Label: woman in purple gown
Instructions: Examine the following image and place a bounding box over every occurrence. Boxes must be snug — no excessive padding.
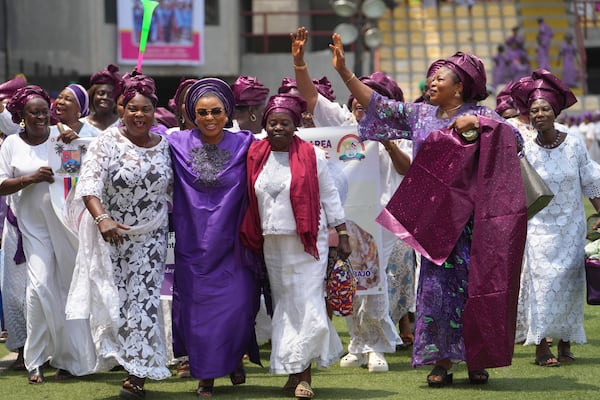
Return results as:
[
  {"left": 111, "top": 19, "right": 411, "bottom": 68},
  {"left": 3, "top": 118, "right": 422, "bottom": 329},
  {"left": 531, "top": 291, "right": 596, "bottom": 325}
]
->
[
  {"left": 166, "top": 78, "right": 261, "bottom": 398},
  {"left": 558, "top": 33, "right": 579, "bottom": 87},
  {"left": 330, "top": 34, "right": 527, "bottom": 387}
]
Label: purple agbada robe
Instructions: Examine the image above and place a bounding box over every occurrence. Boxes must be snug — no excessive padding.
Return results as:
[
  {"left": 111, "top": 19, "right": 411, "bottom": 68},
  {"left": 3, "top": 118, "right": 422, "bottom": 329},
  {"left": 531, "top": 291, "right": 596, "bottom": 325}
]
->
[
  {"left": 359, "top": 93, "right": 526, "bottom": 370},
  {"left": 166, "top": 128, "right": 261, "bottom": 379}
]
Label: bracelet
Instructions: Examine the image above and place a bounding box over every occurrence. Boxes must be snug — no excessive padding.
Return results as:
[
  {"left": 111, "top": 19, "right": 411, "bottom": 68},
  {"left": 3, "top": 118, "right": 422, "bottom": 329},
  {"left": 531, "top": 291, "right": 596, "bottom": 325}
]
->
[
  {"left": 337, "top": 230, "right": 349, "bottom": 236},
  {"left": 19, "top": 176, "right": 24, "bottom": 189},
  {"left": 293, "top": 63, "right": 307, "bottom": 70},
  {"left": 344, "top": 73, "right": 356, "bottom": 85},
  {"left": 93, "top": 213, "right": 110, "bottom": 225}
]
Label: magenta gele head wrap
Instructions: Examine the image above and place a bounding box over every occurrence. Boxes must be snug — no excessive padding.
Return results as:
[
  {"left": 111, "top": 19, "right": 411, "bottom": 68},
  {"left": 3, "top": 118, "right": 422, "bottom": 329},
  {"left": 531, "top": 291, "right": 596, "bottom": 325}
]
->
[
  {"left": 509, "top": 76, "right": 535, "bottom": 117},
  {"left": 89, "top": 63, "right": 123, "bottom": 98},
  {"left": 262, "top": 93, "right": 307, "bottom": 128},
  {"left": 6, "top": 85, "right": 51, "bottom": 124},
  {"left": 0, "top": 74, "right": 27, "bottom": 101},
  {"left": 426, "top": 59, "right": 445, "bottom": 79},
  {"left": 348, "top": 71, "right": 404, "bottom": 108},
  {"left": 120, "top": 71, "right": 158, "bottom": 108},
  {"left": 313, "top": 76, "right": 336, "bottom": 102},
  {"left": 169, "top": 78, "right": 198, "bottom": 112},
  {"left": 185, "top": 78, "right": 236, "bottom": 128},
  {"left": 526, "top": 69, "right": 577, "bottom": 116},
  {"left": 277, "top": 77, "right": 298, "bottom": 94},
  {"left": 231, "top": 76, "right": 270, "bottom": 107},
  {"left": 65, "top": 84, "right": 90, "bottom": 117},
  {"left": 442, "top": 51, "right": 488, "bottom": 103},
  {"left": 495, "top": 81, "right": 517, "bottom": 116}
]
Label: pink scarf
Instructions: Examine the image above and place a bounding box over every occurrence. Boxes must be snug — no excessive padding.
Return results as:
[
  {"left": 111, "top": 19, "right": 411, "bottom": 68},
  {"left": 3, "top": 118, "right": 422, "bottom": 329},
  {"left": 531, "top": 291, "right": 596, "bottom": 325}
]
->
[{"left": 241, "top": 135, "right": 321, "bottom": 259}]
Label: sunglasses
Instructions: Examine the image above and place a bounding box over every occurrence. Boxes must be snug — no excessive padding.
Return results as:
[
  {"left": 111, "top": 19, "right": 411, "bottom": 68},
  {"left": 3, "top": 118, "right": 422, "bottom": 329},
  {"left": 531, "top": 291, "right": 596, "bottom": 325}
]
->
[{"left": 197, "top": 107, "right": 223, "bottom": 117}]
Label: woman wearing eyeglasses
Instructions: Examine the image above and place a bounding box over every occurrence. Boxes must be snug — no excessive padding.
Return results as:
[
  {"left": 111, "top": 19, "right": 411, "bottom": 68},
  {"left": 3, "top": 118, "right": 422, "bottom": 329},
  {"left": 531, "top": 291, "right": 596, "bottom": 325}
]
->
[{"left": 166, "top": 78, "right": 262, "bottom": 398}]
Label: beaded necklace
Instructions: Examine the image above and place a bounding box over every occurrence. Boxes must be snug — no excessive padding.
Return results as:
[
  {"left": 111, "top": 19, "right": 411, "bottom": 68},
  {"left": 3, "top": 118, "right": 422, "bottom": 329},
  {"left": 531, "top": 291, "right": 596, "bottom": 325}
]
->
[{"left": 535, "top": 130, "right": 562, "bottom": 149}]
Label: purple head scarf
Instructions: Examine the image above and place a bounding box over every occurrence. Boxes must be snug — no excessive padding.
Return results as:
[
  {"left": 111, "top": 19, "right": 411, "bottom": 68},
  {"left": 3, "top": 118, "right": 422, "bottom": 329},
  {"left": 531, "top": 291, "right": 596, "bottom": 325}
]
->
[
  {"left": 513, "top": 69, "right": 576, "bottom": 116},
  {"left": 262, "top": 93, "right": 307, "bottom": 128},
  {"left": 185, "top": 78, "right": 236, "bottom": 129},
  {"left": 426, "top": 59, "right": 445, "bottom": 79},
  {"left": 348, "top": 71, "right": 404, "bottom": 108},
  {"left": 442, "top": 51, "right": 488, "bottom": 103},
  {"left": 65, "top": 84, "right": 90, "bottom": 117},
  {"left": 495, "top": 81, "right": 517, "bottom": 116},
  {"left": 169, "top": 78, "right": 197, "bottom": 113},
  {"left": 6, "top": 85, "right": 51, "bottom": 124},
  {"left": 231, "top": 76, "right": 270, "bottom": 107},
  {"left": 0, "top": 75, "right": 27, "bottom": 102},
  {"left": 89, "top": 64, "right": 123, "bottom": 98},
  {"left": 313, "top": 76, "right": 336, "bottom": 102},
  {"left": 121, "top": 71, "right": 158, "bottom": 108}
]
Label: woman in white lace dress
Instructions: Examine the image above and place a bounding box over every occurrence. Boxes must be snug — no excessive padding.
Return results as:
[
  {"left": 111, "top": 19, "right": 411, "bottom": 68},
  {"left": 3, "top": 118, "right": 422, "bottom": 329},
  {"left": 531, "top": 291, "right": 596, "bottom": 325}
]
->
[
  {"left": 514, "top": 69, "right": 600, "bottom": 367},
  {"left": 74, "top": 72, "right": 172, "bottom": 399}
]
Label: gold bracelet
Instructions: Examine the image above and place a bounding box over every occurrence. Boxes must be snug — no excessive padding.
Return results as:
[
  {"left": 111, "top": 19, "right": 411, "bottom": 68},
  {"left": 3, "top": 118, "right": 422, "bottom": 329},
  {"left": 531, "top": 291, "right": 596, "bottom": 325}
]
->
[
  {"left": 344, "top": 73, "right": 356, "bottom": 85},
  {"left": 19, "top": 176, "right": 24, "bottom": 189},
  {"left": 337, "top": 230, "right": 349, "bottom": 236},
  {"left": 293, "top": 64, "right": 307, "bottom": 70}
]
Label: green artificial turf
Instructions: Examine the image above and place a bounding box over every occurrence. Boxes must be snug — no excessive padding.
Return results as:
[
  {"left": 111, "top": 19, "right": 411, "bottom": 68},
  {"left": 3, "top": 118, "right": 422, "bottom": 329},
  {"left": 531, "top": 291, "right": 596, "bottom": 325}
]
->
[
  {"left": 2, "top": 308, "right": 600, "bottom": 400},
  {"left": 1, "top": 200, "right": 598, "bottom": 399}
]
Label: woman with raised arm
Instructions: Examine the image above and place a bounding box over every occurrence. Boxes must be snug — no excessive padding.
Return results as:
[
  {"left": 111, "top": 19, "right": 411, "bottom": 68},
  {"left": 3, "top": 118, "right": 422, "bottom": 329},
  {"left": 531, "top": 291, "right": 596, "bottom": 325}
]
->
[{"left": 330, "top": 33, "right": 528, "bottom": 387}]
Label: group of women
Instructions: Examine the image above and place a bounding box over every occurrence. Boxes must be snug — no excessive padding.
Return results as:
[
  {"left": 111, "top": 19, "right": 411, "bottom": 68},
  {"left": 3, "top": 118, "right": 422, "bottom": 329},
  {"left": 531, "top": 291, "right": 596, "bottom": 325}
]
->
[{"left": 0, "top": 24, "right": 597, "bottom": 400}]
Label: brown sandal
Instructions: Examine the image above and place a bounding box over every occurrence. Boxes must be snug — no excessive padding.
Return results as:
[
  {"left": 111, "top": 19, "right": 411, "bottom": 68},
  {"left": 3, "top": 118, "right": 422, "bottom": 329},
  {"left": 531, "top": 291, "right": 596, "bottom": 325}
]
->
[{"left": 120, "top": 376, "right": 146, "bottom": 399}]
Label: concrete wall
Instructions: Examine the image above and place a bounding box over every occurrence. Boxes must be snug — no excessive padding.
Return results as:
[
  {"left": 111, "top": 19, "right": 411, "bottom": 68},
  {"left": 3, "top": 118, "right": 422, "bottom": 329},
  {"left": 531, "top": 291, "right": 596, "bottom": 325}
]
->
[{"left": 4, "top": 1, "right": 241, "bottom": 79}]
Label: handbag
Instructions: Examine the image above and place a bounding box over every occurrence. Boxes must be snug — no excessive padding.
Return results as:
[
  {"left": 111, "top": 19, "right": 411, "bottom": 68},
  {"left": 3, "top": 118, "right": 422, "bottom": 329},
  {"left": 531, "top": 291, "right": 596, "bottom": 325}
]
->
[
  {"left": 326, "top": 258, "right": 356, "bottom": 317},
  {"left": 519, "top": 155, "right": 554, "bottom": 219},
  {"left": 585, "top": 258, "right": 600, "bottom": 305}
]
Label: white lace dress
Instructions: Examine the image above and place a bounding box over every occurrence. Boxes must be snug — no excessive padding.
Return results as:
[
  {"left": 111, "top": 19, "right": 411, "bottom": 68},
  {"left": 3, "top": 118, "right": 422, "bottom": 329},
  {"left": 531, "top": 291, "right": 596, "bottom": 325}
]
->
[
  {"left": 74, "top": 127, "right": 172, "bottom": 379},
  {"left": 521, "top": 133, "right": 600, "bottom": 345}
]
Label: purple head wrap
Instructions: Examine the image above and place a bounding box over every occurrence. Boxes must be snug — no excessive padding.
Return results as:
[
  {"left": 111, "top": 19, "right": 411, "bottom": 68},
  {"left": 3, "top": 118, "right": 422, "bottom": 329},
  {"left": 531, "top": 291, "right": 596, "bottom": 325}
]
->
[
  {"left": 426, "top": 59, "right": 445, "bottom": 79},
  {"left": 277, "top": 77, "right": 298, "bottom": 94},
  {"left": 169, "top": 78, "right": 197, "bottom": 113},
  {"left": 513, "top": 69, "right": 577, "bottom": 116},
  {"left": 6, "top": 85, "right": 51, "bottom": 124},
  {"left": 313, "top": 76, "right": 336, "bottom": 102},
  {"left": 121, "top": 71, "right": 158, "bottom": 108},
  {"left": 495, "top": 81, "right": 518, "bottom": 116},
  {"left": 262, "top": 93, "right": 307, "bottom": 128},
  {"left": 348, "top": 71, "right": 404, "bottom": 108},
  {"left": 442, "top": 51, "right": 488, "bottom": 103},
  {"left": 89, "top": 64, "right": 123, "bottom": 98},
  {"left": 65, "top": 84, "right": 90, "bottom": 117},
  {"left": 231, "top": 76, "right": 270, "bottom": 107},
  {"left": 185, "top": 78, "right": 236, "bottom": 129},
  {"left": 0, "top": 74, "right": 27, "bottom": 101}
]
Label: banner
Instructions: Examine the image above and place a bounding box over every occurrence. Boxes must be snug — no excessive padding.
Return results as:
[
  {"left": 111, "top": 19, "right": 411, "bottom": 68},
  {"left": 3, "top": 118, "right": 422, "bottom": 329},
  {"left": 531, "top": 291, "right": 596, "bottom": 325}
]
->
[
  {"left": 47, "top": 134, "right": 96, "bottom": 242},
  {"left": 118, "top": 0, "right": 205, "bottom": 66},
  {"left": 297, "top": 126, "right": 384, "bottom": 295}
]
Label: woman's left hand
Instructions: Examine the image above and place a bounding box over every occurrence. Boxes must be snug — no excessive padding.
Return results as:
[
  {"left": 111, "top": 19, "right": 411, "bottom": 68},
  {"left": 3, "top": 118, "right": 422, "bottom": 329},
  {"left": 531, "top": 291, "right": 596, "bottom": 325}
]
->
[{"left": 337, "top": 235, "right": 351, "bottom": 261}]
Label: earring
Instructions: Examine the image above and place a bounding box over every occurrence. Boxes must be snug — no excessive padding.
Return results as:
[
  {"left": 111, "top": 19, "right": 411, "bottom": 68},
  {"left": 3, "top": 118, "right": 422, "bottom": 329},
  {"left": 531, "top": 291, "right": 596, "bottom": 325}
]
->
[
  {"left": 179, "top": 116, "right": 185, "bottom": 125},
  {"left": 19, "top": 119, "right": 25, "bottom": 128},
  {"left": 77, "top": 112, "right": 81, "bottom": 118},
  {"left": 454, "top": 91, "right": 461, "bottom": 98},
  {"left": 249, "top": 112, "right": 257, "bottom": 122}
]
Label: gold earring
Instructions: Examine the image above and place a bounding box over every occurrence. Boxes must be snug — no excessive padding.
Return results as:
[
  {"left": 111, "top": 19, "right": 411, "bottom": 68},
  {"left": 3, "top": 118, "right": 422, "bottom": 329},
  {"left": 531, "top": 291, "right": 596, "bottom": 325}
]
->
[
  {"left": 77, "top": 112, "right": 81, "bottom": 118},
  {"left": 19, "top": 119, "right": 25, "bottom": 128},
  {"left": 455, "top": 92, "right": 461, "bottom": 98},
  {"left": 249, "top": 112, "right": 257, "bottom": 122}
]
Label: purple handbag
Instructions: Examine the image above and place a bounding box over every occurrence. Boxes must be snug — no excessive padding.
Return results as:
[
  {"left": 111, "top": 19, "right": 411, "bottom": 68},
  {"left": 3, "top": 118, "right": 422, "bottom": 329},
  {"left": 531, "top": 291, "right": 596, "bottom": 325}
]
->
[{"left": 585, "top": 258, "right": 600, "bottom": 305}]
